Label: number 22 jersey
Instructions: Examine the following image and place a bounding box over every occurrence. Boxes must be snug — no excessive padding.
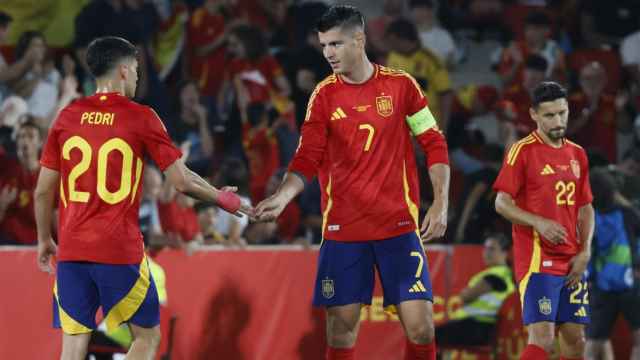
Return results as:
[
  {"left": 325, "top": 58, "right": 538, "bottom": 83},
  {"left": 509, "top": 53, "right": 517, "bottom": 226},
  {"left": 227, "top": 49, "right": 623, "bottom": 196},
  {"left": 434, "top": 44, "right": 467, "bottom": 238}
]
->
[
  {"left": 493, "top": 131, "right": 593, "bottom": 281},
  {"left": 40, "top": 93, "right": 182, "bottom": 264}
]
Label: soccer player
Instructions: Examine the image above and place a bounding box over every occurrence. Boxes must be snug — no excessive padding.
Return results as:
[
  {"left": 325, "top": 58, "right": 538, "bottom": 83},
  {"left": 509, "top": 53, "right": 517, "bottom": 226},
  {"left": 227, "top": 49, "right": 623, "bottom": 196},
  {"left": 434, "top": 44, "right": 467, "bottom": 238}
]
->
[
  {"left": 493, "top": 81, "right": 595, "bottom": 360},
  {"left": 255, "top": 5, "right": 450, "bottom": 360},
  {"left": 34, "top": 36, "right": 250, "bottom": 360}
]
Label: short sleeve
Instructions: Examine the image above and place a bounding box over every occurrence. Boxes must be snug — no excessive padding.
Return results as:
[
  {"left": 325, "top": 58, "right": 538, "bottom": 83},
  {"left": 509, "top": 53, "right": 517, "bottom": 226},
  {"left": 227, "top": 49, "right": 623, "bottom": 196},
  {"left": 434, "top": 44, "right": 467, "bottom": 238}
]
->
[
  {"left": 40, "top": 122, "right": 61, "bottom": 170},
  {"left": 492, "top": 143, "right": 526, "bottom": 198},
  {"left": 141, "top": 108, "right": 182, "bottom": 171},
  {"left": 577, "top": 150, "right": 593, "bottom": 207},
  {"left": 403, "top": 73, "right": 429, "bottom": 117}
]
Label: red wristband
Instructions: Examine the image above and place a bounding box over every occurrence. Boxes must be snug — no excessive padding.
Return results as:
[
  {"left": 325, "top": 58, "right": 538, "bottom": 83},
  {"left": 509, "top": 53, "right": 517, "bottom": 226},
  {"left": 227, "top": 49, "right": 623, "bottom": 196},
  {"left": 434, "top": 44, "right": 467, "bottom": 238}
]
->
[{"left": 217, "top": 191, "right": 241, "bottom": 213}]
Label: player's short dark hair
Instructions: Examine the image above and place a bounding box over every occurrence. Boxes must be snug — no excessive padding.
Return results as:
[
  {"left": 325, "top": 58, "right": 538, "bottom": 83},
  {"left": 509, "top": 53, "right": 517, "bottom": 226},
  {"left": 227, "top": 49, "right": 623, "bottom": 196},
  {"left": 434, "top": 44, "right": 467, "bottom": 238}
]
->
[
  {"left": 590, "top": 166, "right": 617, "bottom": 210},
  {"left": 316, "top": 5, "right": 365, "bottom": 33},
  {"left": 531, "top": 81, "right": 566, "bottom": 108},
  {"left": 409, "top": 0, "right": 434, "bottom": 9},
  {"left": 15, "top": 31, "right": 44, "bottom": 60},
  {"left": 486, "top": 233, "right": 511, "bottom": 251},
  {"left": 0, "top": 11, "right": 12, "bottom": 27},
  {"left": 86, "top": 36, "right": 138, "bottom": 78},
  {"left": 386, "top": 18, "right": 420, "bottom": 43},
  {"left": 524, "top": 54, "right": 548, "bottom": 73},
  {"left": 525, "top": 11, "right": 551, "bottom": 27}
]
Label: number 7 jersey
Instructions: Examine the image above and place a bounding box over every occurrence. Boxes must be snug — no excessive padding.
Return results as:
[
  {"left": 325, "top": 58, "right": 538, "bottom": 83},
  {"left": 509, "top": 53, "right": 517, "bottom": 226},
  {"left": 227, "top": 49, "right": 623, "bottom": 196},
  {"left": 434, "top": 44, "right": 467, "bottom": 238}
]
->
[
  {"left": 40, "top": 93, "right": 182, "bottom": 264},
  {"left": 492, "top": 131, "right": 593, "bottom": 281},
  {"left": 289, "top": 65, "right": 446, "bottom": 241}
]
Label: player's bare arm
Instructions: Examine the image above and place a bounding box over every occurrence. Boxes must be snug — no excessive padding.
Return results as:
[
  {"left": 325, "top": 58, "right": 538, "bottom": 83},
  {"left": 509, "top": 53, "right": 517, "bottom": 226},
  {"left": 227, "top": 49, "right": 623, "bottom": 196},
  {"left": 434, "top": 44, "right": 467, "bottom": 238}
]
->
[
  {"left": 566, "top": 203, "right": 594, "bottom": 288},
  {"left": 255, "top": 172, "right": 305, "bottom": 222},
  {"left": 164, "top": 158, "right": 253, "bottom": 217},
  {"left": 421, "top": 163, "right": 449, "bottom": 242},
  {"left": 495, "top": 191, "right": 567, "bottom": 244},
  {"left": 34, "top": 166, "right": 59, "bottom": 273}
]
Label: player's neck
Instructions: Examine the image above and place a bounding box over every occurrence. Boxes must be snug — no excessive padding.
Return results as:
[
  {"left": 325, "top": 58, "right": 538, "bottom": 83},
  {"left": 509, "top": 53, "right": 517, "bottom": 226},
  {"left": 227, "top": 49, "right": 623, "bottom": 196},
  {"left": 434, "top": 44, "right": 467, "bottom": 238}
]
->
[
  {"left": 535, "top": 129, "right": 563, "bottom": 148},
  {"left": 95, "top": 80, "right": 126, "bottom": 97},
  {"left": 340, "top": 57, "right": 374, "bottom": 84}
]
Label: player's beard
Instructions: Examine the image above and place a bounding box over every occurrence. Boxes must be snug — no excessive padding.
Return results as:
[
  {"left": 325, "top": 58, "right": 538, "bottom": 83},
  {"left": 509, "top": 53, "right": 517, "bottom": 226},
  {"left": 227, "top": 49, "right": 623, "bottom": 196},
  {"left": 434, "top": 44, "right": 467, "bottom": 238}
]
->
[{"left": 546, "top": 127, "right": 566, "bottom": 141}]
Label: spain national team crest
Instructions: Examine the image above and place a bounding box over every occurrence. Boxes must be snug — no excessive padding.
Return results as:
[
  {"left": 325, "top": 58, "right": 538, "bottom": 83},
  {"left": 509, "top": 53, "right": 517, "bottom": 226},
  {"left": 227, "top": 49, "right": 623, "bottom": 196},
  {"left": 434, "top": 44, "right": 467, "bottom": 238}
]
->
[
  {"left": 376, "top": 95, "right": 393, "bottom": 117},
  {"left": 570, "top": 160, "right": 581, "bottom": 179},
  {"left": 538, "top": 296, "right": 552, "bottom": 315},
  {"left": 322, "top": 278, "right": 335, "bottom": 299}
]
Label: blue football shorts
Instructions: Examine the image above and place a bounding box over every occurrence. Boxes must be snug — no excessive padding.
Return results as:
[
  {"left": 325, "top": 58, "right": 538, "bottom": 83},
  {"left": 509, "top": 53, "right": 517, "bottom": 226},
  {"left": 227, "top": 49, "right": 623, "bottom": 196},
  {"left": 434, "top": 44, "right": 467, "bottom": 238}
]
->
[
  {"left": 520, "top": 272, "right": 590, "bottom": 326},
  {"left": 313, "top": 231, "right": 433, "bottom": 310},
  {"left": 53, "top": 255, "right": 159, "bottom": 334}
]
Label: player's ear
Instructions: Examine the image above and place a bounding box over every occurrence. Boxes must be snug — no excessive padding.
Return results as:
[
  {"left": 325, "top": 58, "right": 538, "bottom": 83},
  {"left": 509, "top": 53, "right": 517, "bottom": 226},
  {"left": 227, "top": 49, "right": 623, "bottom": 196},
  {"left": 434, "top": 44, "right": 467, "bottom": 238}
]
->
[
  {"left": 118, "top": 63, "right": 127, "bottom": 81},
  {"left": 354, "top": 30, "right": 366, "bottom": 49},
  {"left": 528, "top": 107, "right": 537, "bottom": 121}
]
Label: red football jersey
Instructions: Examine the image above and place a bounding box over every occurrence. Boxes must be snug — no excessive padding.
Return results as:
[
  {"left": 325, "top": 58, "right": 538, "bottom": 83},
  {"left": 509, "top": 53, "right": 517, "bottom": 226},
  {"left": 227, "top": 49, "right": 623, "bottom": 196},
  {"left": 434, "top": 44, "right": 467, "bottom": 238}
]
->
[
  {"left": 242, "top": 123, "right": 280, "bottom": 202},
  {"left": 493, "top": 131, "right": 593, "bottom": 281},
  {"left": 0, "top": 156, "right": 38, "bottom": 245},
  {"left": 40, "top": 93, "right": 182, "bottom": 264},
  {"left": 289, "top": 65, "right": 444, "bottom": 241},
  {"left": 227, "top": 55, "right": 284, "bottom": 104}
]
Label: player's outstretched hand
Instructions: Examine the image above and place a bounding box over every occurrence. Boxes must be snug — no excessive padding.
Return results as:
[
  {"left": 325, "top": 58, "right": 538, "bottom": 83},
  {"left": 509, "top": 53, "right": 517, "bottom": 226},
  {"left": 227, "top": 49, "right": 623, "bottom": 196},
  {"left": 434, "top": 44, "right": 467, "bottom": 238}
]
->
[
  {"left": 566, "top": 251, "right": 590, "bottom": 288},
  {"left": 420, "top": 201, "right": 447, "bottom": 242},
  {"left": 254, "top": 194, "right": 287, "bottom": 222},
  {"left": 533, "top": 217, "right": 567, "bottom": 245},
  {"left": 37, "top": 237, "right": 57, "bottom": 274}
]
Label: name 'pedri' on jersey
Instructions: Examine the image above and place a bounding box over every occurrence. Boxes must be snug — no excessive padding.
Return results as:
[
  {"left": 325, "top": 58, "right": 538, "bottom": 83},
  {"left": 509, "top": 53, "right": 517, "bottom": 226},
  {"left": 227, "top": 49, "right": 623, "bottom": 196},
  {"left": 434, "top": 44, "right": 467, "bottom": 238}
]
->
[
  {"left": 40, "top": 93, "right": 182, "bottom": 264},
  {"left": 289, "top": 64, "right": 447, "bottom": 241}
]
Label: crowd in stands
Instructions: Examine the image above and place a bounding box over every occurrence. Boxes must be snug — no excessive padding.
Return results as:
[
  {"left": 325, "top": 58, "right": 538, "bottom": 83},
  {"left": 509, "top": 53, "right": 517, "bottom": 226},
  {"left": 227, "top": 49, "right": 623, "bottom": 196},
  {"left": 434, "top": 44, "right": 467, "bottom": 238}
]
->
[{"left": 0, "top": 0, "right": 639, "bottom": 252}]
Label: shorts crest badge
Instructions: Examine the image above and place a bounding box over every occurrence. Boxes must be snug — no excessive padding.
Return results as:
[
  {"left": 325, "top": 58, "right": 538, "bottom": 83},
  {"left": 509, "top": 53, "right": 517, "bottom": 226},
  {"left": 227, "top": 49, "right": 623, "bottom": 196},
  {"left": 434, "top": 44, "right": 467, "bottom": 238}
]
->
[
  {"left": 322, "top": 278, "right": 335, "bottom": 299},
  {"left": 538, "top": 296, "right": 552, "bottom": 315},
  {"left": 376, "top": 95, "right": 393, "bottom": 117}
]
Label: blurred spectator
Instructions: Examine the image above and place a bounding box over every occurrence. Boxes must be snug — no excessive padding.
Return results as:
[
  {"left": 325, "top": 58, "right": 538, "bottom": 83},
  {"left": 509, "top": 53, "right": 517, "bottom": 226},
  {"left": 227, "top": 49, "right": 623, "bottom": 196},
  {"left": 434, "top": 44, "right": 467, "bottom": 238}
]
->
[
  {"left": 151, "top": 0, "right": 189, "bottom": 81},
  {"left": 226, "top": 24, "right": 291, "bottom": 105},
  {"left": 579, "top": 0, "right": 640, "bottom": 46},
  {"left": 186, "top": 0, "right": 234, "bottom": 98},
  {"left": 0, "top": 12, "right": 36, "bottom": 104},
  {"left": 585, "top": 167, "right": 640, "bottom": 360},
  {"left": 262, "top": 0, "right": 293, "bottom": 49},
  {"left": 245, "top": 168, "right": 301, "bottom": 244},
  {"left": 410, "top": 0, "right": 458, "bottom": 68},
  {"left": 385, "top": 18, "right": 453, "bottom": 131},
  {"left": 609, "top": 148, "right": 640, "bottom": 209},
  {"left": 494, "top": 11, "right": 565, "bottom": 87},
  {"left": 568, "top": 62, "right": 632, "bottom": 163},
  {"left": 0, "top": 96, "right": 28, "bottom": 154},
  {"left": 0, "top": 120, "right": 42, "bottom": 245},
  {"left": 367, "top": 0, "right": 406, "bottom": 62},
  {"left": 436, "top": 234, "right": 515, "bottom": 347},
  {"left": 240, "top": 102, "right": 280, "bottom": 203},
  {"left": 211, "top": 158, "right": 252, "bottom": 247},
  {"left": 139, "top": 166, "right": 167, "bottom": 250},
  {"left": 290, "top": 29, "right": 331, "bottom": 126},
  {"left": 496, "top": 54, "right": 548, "bottom": 146},
  {"left": 11, "top": 31, "right": 61, "bottom": 124},
  {"left": 172, "top": 80, "right": 215, "bottom": 175},
  {"left": 453, "top": 144, "right": 504, "bottom": 243},
  {"left": 158, "top": 190, "right": 204, "bottom": 253},
  {"left": 196, "top": 202, "right": 226, "bottom": 244},
  {"left": 621, "top": 28, "right": 640, "bottom": 97}
]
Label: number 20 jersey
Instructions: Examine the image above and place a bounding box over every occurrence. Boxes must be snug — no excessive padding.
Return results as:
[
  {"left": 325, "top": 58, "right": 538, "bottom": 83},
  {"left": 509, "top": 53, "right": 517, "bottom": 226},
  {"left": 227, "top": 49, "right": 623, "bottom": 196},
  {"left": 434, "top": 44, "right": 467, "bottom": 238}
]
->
[
  {"left": 492, "top": 131, "right": 593, "bottom": 282},
  {"left": 40, "top": 93, "right": 182, "bottom": 264}
]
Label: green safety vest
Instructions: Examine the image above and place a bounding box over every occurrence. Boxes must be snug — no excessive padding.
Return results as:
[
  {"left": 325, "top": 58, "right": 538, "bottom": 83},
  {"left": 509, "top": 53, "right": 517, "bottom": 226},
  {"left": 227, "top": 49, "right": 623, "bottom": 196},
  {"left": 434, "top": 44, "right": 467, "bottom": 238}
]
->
[{"left": 450, "top": 265, "right": 515, "bottom": 323}]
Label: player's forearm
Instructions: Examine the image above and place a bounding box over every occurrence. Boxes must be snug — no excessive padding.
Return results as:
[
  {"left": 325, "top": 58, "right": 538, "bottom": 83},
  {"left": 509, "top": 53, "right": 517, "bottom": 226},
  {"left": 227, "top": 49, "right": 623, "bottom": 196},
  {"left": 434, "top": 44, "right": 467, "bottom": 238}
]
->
[
  {"left": 34, "top": 189, "right": 55, "bottom": 240},
  {"left": 577, "top": 204, "right": 595, "bottom": 255},
  {"left": 428, "top": 163, "right": 450, "bottom": 205},
  {"left": 276, "top": 172, "right": 305, "bottom": 204},
  {"left": 181, "top": 168, "right": 221, "bottom": 203},
  {"left": 495, "top": 192, "right": 542, "bottom": 227}
]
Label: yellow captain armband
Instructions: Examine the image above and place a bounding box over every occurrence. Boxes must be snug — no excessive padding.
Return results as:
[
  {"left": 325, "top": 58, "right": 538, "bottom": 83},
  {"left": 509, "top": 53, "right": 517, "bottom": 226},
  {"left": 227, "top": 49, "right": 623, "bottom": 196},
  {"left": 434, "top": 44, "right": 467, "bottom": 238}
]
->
[{"left": 406, "top": 106, "right": 437, "bottom": 136}]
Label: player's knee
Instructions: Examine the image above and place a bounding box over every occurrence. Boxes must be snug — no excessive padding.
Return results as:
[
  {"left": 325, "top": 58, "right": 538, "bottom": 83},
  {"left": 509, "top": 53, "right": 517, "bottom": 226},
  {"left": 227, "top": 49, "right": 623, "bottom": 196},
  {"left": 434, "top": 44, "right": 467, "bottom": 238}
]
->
[
  {"left": 405, "top": 321, "right": 435, "bottom": 344},
  {"left": 563, "top": 334, "right": 586, "bottom": 357},
  {"left": 529, "top": 331, "right": 555, "bottom": 352},
  {"left": 134, "top": 326, "right": 161, "bottom": 350}
]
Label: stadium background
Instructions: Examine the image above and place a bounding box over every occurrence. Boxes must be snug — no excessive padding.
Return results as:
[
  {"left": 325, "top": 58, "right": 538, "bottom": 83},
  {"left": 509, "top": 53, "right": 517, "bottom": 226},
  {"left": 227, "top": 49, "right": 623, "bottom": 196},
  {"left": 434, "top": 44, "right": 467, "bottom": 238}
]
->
[{"left": 0, "top": 0, "right": 638, "bottom": 359}]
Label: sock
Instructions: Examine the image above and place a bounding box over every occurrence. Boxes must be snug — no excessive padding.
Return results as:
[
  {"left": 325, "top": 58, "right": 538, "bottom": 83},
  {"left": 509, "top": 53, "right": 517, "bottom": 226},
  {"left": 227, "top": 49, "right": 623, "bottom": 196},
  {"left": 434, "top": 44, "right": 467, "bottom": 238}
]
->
[
  {"left": 405, "top": 339, "right": 436, "bottom": 360},
  {"left": 520, "top": 344, "right": 548, "bottom": 360},
  {"left": 326, "top": 346, "right": 355, "bottom": 360},
  {"left": 559, "top": 357, "right": 583, "bottom": 360}
]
